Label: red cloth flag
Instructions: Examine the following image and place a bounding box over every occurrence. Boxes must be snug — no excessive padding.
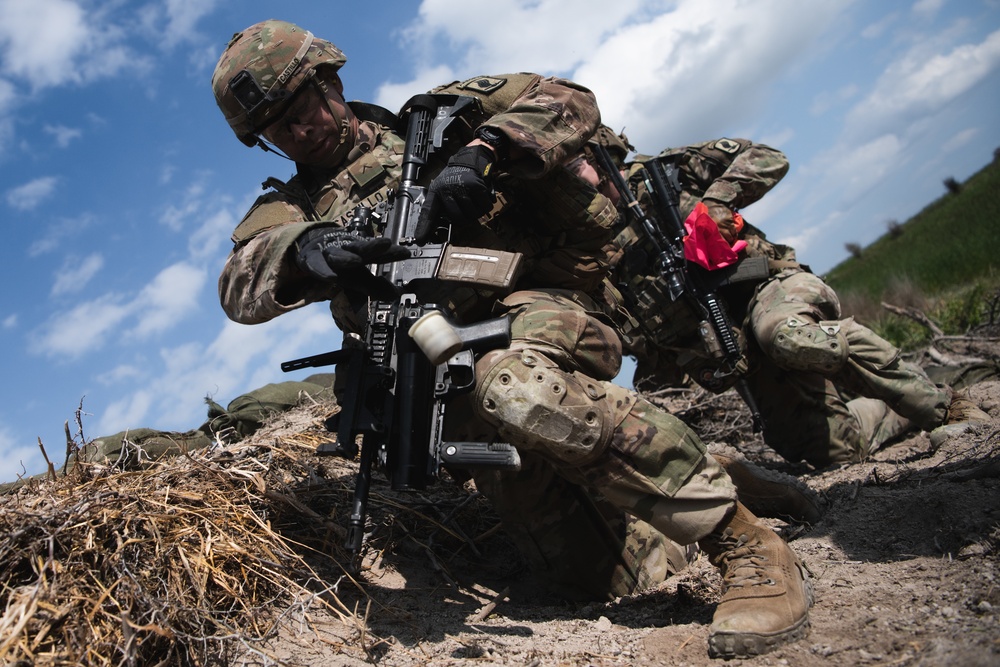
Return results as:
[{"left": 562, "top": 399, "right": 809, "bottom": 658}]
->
[{"left": 682, "top": 202, "right": 747, "bottom": 270}]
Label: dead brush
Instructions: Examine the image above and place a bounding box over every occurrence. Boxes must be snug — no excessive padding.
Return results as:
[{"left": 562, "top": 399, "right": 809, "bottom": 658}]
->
[
  {"left": 0, "top": 396, "right": 514, "bottom": 666},
  {"left": 0, "top": 401, "right": 371, "bottom": 666}
]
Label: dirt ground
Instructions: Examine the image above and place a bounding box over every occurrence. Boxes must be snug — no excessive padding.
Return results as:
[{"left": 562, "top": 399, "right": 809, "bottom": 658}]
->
[
  {"left": 1, "top": 341, "right": 998, "bottom": 666},
  {"left": 247, "top": 348, "right": 1000, "bottom": 666}
]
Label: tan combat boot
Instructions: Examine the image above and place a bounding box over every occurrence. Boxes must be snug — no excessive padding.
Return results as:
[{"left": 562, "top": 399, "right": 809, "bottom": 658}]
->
[
  {"left": 710, "top": 445, "right": 825, "bottom": 523},
  {"left": 699, "top": 502, "right": 813, "bottom": 659},
  {"left": 929, "top": 387, "right": 991, "bottom": 448}
]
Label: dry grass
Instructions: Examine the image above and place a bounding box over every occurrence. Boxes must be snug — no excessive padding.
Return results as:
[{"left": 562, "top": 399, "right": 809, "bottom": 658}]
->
[
  {"left": 0, "top": 395, "right": 518, "bottom": 666},
  {"left": 0, "top": 402, "right": 372, "bottom": 666}
]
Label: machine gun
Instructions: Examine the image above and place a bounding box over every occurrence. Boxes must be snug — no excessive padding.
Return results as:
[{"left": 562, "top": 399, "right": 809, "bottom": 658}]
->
[
  {"left": 282, "top": 94, "right": 522, "bottom": 567},
  {"left": 592, "top": 144, "right": 765, "bottom": 432}
]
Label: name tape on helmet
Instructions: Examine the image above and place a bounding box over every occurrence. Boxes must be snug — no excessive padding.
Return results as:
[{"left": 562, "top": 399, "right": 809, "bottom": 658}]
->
[{"left": 275, "top": 32, "right": 315, "bottom": 88}]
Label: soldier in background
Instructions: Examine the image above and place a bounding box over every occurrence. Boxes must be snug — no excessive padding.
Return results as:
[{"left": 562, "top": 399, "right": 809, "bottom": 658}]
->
[
  {"left": 583, "top": 128, "right": 990, "bottom": 469},
  {"left": 209, "top": 19, "right": 812, "bottom": 658}
]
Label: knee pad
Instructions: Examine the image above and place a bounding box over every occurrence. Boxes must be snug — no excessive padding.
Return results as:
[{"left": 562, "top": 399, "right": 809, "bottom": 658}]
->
[
  {"left": 768, "top": 317, "right": 848, "bottom": 373},
  {"left": 474, "top": 349, "right": 615, "bottom": 465}
]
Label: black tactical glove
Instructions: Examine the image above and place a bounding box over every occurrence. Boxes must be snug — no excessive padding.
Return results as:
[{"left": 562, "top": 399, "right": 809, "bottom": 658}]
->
[
  {"left": 421, "top": 144, "right": 497, "bottom": 226},
  {"left": 294, "top": 227, "right": 410, "bottom": 282}
]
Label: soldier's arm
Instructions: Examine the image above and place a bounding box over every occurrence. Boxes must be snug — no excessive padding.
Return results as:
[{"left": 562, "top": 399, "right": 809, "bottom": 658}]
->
[
  {"left": 434, "top": 74, "right": 601, "bottom": 178},
  {"left": 218, "top": 196, "right": 338, "bottom": 324},
  {"left": 664, "top": 139, "right": 789, "bottom": 244}
]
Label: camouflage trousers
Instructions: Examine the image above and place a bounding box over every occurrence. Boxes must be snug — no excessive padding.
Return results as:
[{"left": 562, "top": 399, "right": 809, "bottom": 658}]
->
[
  {"left": 449, "top": 288, "right": 736, "bottom": 599},
  {"left": 746, "top": 269, "right": 950, "bottom": 467}
]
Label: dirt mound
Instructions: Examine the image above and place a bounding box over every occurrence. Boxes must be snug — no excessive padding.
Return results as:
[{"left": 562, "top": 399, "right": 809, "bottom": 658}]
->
[{"left": 1, "top": 377, "right": 998, "bottom": 665}]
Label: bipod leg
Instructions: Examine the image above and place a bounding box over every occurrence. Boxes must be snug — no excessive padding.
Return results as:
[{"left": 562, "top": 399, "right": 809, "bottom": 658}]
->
[{"left": 345, "top": 436, "right": 377, "bottom": 574}]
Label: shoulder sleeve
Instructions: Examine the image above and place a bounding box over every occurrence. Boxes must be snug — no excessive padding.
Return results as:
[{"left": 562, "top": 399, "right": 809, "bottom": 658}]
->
[
  {"left": 435, "top": 73, "right": 601, "bottom": 179},
  {"left": 431, "top": 73, "right": 540, "bottom": 115},
  {"left": 231, "top": 192, "right": 307, "bottom": 245},
  {"left": 219, "top": 194, "right": 339, "bottom": 324},
  {"left": 697, "top": 139, "right": 790, "bottom": 210}
]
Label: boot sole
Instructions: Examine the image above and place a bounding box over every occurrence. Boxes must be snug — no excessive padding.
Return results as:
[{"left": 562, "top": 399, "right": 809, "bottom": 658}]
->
[
  {"left": 710, "top": 444, "right": 827, "bottom": 523},
  {"left": 708, "top": 613, "right": 810, "bottom": 659},
  {"left": 708, "top": 567, "right": 814, "bottom": 659}
]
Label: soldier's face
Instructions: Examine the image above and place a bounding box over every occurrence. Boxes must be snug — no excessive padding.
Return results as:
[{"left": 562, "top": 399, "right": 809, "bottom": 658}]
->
[{"left": 261, "top": 78, "right": 355, "bottom": 167}]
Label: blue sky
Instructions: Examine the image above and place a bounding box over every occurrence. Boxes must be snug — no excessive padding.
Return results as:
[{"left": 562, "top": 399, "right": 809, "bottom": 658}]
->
[{"left": 1, "top": 0, "right": 998, "bottom": 481}]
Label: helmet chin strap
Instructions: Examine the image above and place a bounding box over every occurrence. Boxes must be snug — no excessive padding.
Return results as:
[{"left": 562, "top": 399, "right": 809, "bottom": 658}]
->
[
  {"left": 254, "top": 137, "right": 293, "bottom": 161},
  {"left": 316, "top": 78, "right": 354, "bottom": 166}
]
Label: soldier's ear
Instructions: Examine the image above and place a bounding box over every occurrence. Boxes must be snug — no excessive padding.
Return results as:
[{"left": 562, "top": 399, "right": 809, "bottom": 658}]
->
[{"left": 331, "top": 74, "right": 344, "bottom": 95}]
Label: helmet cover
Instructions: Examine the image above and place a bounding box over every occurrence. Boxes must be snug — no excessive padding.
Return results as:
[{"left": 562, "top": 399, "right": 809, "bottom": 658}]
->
[{"left": 212, "top": 19, "right": 347, "bottom": 146}]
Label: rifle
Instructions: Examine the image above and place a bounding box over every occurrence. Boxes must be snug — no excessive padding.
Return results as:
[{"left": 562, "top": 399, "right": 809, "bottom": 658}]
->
[
  {"left": 592, "top": 144, "right": 765, "bottom": 432},
  {"left": 281, "top": 94, "right": 522, "bottom": 568}
]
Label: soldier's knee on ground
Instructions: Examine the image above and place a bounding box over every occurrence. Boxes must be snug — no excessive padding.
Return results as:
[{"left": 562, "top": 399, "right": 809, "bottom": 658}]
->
[
  {"left": 474, "top": 348, "right": 623, "bottom": 465},
  {"left": 764, "top": 316, "right": 848, "bottom": 374}
]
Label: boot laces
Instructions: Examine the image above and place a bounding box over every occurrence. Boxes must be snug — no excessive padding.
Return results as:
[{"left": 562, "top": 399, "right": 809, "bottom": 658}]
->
[{"left": 716, "top": 530, "right": 775, "bottom": 589}]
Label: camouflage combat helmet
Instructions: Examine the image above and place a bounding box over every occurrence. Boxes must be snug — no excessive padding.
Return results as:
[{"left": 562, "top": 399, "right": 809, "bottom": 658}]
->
[
  {"left": 590, "top": 126, "right": 635, "bottom": 167},
  {"left": 212, "top": 19, "right": 347, "bottom": 147}
]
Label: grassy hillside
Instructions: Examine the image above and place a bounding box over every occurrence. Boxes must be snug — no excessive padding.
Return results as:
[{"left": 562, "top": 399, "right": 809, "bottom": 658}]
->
[{"left": 824, "top": 156, "right": 1000, "bottom": 298}]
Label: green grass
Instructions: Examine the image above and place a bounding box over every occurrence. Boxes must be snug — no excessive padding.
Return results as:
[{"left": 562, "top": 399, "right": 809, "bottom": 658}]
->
[
  {"left": 822, "top": 157, "right": 1000, "bottom": 349},
  {"left": 824, "top": 158, "right": 1000, "bottom": 297}
]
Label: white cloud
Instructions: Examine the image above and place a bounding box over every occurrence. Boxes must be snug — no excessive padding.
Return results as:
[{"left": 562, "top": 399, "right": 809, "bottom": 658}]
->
[
  {"left": 95, "top": 390, "right": 155, "bottom": 438},
  {"left": 31, "top": 261, "right": 205, "bottom": 358},
  {"left": 7, "top": 176, "right": 57, "bottom": 210},
  {"left": 29, "top": 293, "right": 131, "bottom": 358},
  {"left": 2, "top": 313, "right": 16, "bottom": 329},
  {"left": 386, "top": 0, "right": 853, "bottom": 152},
  {"left": 0, "top": 0, "right": 87, "bottom": 87},
  {"left": 0, "top": 76, "right": 15, "bottom": 114},
  {"left": 44, "top": 124, "right": 82, "bottom": 148},
  {"left": 128, "top": 262, "right": 207, "bottom": 339},
  {"left": 861, "top": 11, "right": 900, "bottom": 39},
  {"left": 759, "top": 128, "right": 795, "bottom": 152},
  {"left": 825, "top": 134, "right": 906, "bottom": 202},
  {"left": 188, "top": 206, "right": 235, "bottom": 261},
  {"left": 52, "top": 252, "right": 104, "bottom": 296},
  {"left": 913, "top": 0, "right": 944, "bottom": 18},
  {"left": 375, "top": 65, "right": 457, "bottom": 113},
  {"left": 941, "top": 127, "right": 979, "bottom": 153},
  {"left": 28, "top": 213, "right": 95, "bottom": 257},
  {"left": 92, "top": 308, "right": 339, "bottom": 436},
  {"left": 160, "top": 164, "right": 176, "bottom": 185},
  {"left": 163, "top": 0, "right": 219, "bottom": 46},
  {"left": 136, "top": 0, "right": 219, "bottom": 51},
  {"left": 96, "top": 364, "right": 145, "bottom": 386},
  {"left": 400, "top": 0, "right": 647, "bottom": 76},
  {"left": 0, "top": 0, "right": 139, "bottom": 90},
  {"left": 30, "top": 246, "right": 212, "bottom": 359},
  {"left": 845, "top": 29, "right": 1000, "bottom": 140},
  {"left": 0, "top": 421, "right": 45, "bottom": 481},
  {"left": 160, "top": 181, "right": 206, "bottom": 231},
  {"left": 810, "top": 84, "right": 860, "bottom": 116},
  {"left": 573, "top": 0, "right": 854, "bottom": 149}
]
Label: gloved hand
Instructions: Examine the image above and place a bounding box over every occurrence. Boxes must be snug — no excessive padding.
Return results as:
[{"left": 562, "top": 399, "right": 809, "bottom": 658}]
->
[
  {"left": 294, "top": 227, "right": 410, "bottom": 281},
  {"left": 702, "top": 199, "right": 744, "bottom": 245},
  {"left": 421, "top": 144, "right": 497, "bottom": 225}
]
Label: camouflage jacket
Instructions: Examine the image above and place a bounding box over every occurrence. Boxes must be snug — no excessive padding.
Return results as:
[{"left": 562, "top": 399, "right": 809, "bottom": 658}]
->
[
  {"left": 611, "top": 138, "right": 792, "bottom": 263},
  {"left": 605, "top": 139, "right": 795, "bottom": 382},
  {"left": 218, "top": 73, "right": 616, "bottom": 332}
]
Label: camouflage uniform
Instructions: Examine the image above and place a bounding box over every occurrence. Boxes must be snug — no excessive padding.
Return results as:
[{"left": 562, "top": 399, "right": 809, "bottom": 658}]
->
[
  {"left": 606, "top": 136, "right": 951, "bottom": 468},
  {"left": 212, "top": 25, "right": 813, "bottom": 656},
  {"left": 215, "top": 62, "right": 735, "bottom": 595}
]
